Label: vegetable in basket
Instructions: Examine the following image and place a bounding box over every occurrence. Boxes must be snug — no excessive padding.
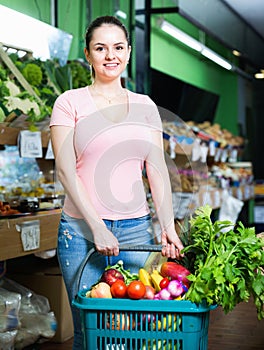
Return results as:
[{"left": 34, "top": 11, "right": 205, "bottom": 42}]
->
[
  {"left": 103, "top": 260, "right": 139, "bottom": 285},
  {"left": 160, "top": 261, "right": 191, "bottom": 287},
  {"left": 181, "top": 205, "right": 264, "bottom": 319},
  {"left": 88, "top": 282, "right": 112, "bottom": 298},
  {"left": 100, "top": 268, "right": 125, "bottom": 286},
  {"left": 154, "top": 279, "right": 185, "bottom": 300}
]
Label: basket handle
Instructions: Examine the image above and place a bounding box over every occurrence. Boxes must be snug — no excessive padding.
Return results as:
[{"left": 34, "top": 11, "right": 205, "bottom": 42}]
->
[{"left": 75, "top": 244, "right": 162, "bottom": 294}]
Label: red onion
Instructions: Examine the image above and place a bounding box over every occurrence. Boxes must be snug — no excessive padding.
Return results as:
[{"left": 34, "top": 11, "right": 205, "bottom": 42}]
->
[
  {"left": 167, "top": 279, "right": 184, "bottom": 297},
  {"left": 159, "top": 288, "right": 173, "bottom": 300}
]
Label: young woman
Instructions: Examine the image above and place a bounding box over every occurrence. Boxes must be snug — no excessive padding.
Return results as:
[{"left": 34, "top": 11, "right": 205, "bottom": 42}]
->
[{"left": 50, "top": 15, "right": 184, "bottom": 349}]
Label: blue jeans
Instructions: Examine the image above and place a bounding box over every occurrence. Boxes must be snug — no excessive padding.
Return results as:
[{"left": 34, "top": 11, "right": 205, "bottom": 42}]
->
[{"left": 57, "top": 211, "right": 155, "bottom": 350}]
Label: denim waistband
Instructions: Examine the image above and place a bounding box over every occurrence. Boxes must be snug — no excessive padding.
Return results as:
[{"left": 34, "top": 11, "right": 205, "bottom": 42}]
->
[{"left": 103, "top": 214, "right": 151, "bottom": 230}]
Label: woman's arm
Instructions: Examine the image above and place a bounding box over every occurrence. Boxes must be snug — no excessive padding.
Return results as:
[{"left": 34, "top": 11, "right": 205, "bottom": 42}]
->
[
  {"left": 145, "top": 130, "right": 184, "bottom": 259},
  {"left": 50, "top": 125, "right": 119, "bottom": 255}
]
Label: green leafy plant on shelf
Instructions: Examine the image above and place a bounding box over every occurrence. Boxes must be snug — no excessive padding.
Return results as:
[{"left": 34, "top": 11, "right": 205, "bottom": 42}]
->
[{"left": 0, "top": 53, "right": 92, "bottom": 129}]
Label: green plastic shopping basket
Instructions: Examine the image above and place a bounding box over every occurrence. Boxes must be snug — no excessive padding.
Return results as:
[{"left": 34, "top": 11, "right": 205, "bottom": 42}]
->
[{"left": 73, "top": 245, "right": 217, "bottom": 350}]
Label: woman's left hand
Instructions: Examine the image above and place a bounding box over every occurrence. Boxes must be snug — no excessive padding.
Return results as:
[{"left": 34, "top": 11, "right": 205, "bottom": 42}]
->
[{"left": 161, "top": 230, "right": 184, "bottom": 259}]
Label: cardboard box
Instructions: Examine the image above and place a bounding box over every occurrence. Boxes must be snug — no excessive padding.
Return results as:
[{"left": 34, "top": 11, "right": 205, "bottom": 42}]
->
[{"left": 7, "top": 257, "right": 73, "bottom": 343}]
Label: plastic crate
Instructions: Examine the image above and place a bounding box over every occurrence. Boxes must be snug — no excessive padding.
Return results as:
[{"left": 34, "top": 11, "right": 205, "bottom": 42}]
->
[
  {"left": 73, "top": 291, "right": 216, "bottom": 350},
  {"left": 72, "top": 245, "right": 217, "bottom": 350}
]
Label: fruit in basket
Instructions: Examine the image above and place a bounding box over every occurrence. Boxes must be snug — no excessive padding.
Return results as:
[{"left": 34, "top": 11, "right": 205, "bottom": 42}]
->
[
  {"left": 150, "top": 270, "right": 164, "bottom": 292},
  {"left": 160, "top": 262, "right": 191, "bottom": 287},
  {"left": 107, "top": 312, "right": 131, "bottom": 330},
  {"left": 100, "top": 268, "right": 125, "bottom": 286},
  {"left": 127, "top": 280, "right": 146, "bottom": 299},
  {"left": 139, "top": 268, "right": 153, "bottom": 286},
  {"left": 90, "top": 282, "right": 112, "bottom": 298},
  {"left": 151, "top": 314, "right": 178, "bottom": 332},
  {"left": 110, "top": 280, "right": 127, "bottom": 298},
  {"left": 159, "top": 277, "right": 170, "bottom": 289}
]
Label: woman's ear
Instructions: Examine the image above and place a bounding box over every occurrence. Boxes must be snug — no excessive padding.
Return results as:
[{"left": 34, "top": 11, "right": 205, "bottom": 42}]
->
[
  {"left": 84, "top": 48, "right": 90, "bottom": 64},
  {"left": 127, "top": 45, "right": 131, "bottom": 63}
]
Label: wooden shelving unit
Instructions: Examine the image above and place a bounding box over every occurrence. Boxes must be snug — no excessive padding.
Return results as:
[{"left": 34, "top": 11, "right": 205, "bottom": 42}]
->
[
  {"left": 0, "top": 125, "right": 50, "bottom": 147},
  {"left": 0, "top": 209, "right": 61, "bottom": 260},
  {"left": 0, "top": 124, "right": 58, "bottom": 261}
]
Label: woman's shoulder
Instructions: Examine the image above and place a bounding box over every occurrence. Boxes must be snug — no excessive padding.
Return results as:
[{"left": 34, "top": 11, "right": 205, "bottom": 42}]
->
[
  {"left": 56, "top": 86, "right": 89, "bottom": 101},
  {"left": 128, "top": 90, "right": 155, "bottom": 105}
]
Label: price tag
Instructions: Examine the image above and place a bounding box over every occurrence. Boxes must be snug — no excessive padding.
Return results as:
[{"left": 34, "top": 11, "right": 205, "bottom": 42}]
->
[
  {"left": 200, "top": 144, "right": 209, "bottom": 163},
  {"left": 244, "top": 185, "right": 250, "bottom": 200},
  {"left": 229, "top": 148, "right": 238, "bottom": 163},
  {"left": 191, "top": 139, "right": 201, "bottom": 161},
  {"left": 45, "top": 139, "right": 54, "bottom": 159},
  {"left": 169, "top": 136, "right": 177, "bottom": 159},
  {"left": 214, "top": 190, "right": 221, "bottom": 208},
  {"left": 20, "top": 220, "right": 40, "bottom": 251},
  {"left": 203, "top": 191, "right": 212, "bottom": 206},
  {"left": 214, "top": 148, "right": 222, "bottom": 162},
  {"left": 254, "top": 206, "right": 264, "bottom": 223},
  {"left": 19, "top": 130, "right": 43, "bottom": 158},
  {"left": 209, "top": 140, "right": 216, "bottom": 156},
  {"left": 220, "top": 149, "right": 228, "bottom": 163},
  {"left": 236, "top": 187, "right": 243, "bottom": 201}
]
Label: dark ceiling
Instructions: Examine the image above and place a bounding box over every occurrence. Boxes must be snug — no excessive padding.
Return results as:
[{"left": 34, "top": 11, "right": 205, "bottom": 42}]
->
[
  {"left": 177, "top": 0, "right": 264, "bottom": 72},
  {"left": 223, "top": 0, "right": 264, "bottom": 40}
]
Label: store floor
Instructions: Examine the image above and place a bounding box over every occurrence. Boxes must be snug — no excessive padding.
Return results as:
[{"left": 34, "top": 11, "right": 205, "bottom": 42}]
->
[{"left": 40, "top": 297, "right": 263, "bottom": 350}]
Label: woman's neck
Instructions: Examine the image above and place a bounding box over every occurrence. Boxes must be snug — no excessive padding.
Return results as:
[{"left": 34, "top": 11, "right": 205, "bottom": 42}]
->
[
  {"left": 93, "top": 76, "right": 123, "bottom": 90},
  {"left": 90, "top": 80, "right": 126, "bottom": 105}
]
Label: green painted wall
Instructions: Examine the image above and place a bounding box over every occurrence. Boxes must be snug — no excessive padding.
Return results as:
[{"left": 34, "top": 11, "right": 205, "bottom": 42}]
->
[
  {"left": 0, "top": 0, "right": 50, "bottom": 23},
  {"left": 150, "top": 14, "right": 239, "bottom": 134},
  {"left": 57, "top": 1, "right": 87, "bottom": 59},
  {"left": 151, "top": 28, "right": 238, "bottom": 134}
]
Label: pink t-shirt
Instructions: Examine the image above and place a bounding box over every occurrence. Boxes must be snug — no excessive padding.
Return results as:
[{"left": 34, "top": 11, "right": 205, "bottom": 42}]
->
[{"left": 50, "top": 87, "right": 162, "bottom": 220}]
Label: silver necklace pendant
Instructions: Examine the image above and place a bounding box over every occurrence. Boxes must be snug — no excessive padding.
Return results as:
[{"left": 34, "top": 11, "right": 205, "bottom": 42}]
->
[{"left": 92, "top": 85, "right": 125, "bottom": 104}]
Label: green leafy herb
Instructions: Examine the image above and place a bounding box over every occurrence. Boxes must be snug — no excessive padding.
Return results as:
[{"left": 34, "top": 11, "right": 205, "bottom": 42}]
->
[{"left": 182, "top": 205, "right": 264, "bottom": 320}]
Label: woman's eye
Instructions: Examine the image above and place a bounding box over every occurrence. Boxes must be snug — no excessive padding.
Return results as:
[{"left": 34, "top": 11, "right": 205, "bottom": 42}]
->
[
  {"left": 116, "top": 46, "right": 124, "bottom": 50},
  {"left": 96, "top": 47, "right": 104, "bottom": 51}
]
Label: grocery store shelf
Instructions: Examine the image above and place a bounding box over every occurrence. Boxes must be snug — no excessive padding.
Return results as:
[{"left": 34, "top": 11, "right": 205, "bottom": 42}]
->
[
  {"left": 0, "top": 209, "right": 61, "bottom": 260},
  {"left": 0, "top": 125, "right": 50, "bottom": 147}
]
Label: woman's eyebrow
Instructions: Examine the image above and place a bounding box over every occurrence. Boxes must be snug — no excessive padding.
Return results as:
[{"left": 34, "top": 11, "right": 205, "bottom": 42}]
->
[{"left": 93, "top": 41, "right": 126, "bottom": 46}]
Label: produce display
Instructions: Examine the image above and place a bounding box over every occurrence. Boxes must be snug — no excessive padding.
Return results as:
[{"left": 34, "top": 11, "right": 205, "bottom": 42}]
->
[
  {"left": 84, "top": 205, "right": 264, "bottom": 321},
  {"left": 162, "top": 120, "right": 245, "bottom": 149},
  {"left": 0, "top": 200, "right": 19, "bottom": 216},
  {"left": 0, "top": 50, "right": 92, "bottom": 129},
  {"left": 184, "top": 121, "right": 244, "bottom": 148},
  {"left": 208, "top": 162, "right": 253, "bottom": 189}
]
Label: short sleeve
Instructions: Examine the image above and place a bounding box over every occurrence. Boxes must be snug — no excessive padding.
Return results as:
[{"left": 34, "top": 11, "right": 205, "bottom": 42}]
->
[
  {"left": 50, "top": 91, "right": 76, "bottom": 128},
  {"left": 144, "top": 95, "right": 163, "bottom": 132}
]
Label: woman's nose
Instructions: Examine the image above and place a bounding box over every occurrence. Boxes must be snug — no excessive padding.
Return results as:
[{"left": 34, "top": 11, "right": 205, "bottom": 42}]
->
[{"left": 105, "top": 49, "right": 115, "bottom": 60}]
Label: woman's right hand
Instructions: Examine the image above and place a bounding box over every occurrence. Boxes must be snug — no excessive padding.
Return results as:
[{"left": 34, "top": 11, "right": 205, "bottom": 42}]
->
[{"left": 93, "top": 226, "right": 119, "bottom": 256}]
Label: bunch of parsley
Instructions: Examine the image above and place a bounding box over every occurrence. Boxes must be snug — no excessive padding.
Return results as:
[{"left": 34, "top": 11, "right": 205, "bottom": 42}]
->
[{"left": 182, "top": 205, "right": 264, "bottom": 319}]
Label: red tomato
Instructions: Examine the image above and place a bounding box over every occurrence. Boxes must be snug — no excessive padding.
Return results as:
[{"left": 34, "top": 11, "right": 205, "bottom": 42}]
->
[
  {"left": 110, "top": 280, "right": 127, "bottom": 298},
  {"left": 159, "top": 277, "right": 170, "bottom": 289},
  {"left": 127, "top": 280, "right": 146, "bottom": 300}
]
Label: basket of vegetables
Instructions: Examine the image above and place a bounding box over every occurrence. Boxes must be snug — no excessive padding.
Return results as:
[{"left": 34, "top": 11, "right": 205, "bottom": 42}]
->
[{"left": 72, "top": 205, "right": 264, "bottom": 350}]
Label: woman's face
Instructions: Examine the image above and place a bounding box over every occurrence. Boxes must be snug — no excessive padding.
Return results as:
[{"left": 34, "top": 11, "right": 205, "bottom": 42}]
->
[{"left": 85, "top": 24, "right": 131, "bottom": 81}]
